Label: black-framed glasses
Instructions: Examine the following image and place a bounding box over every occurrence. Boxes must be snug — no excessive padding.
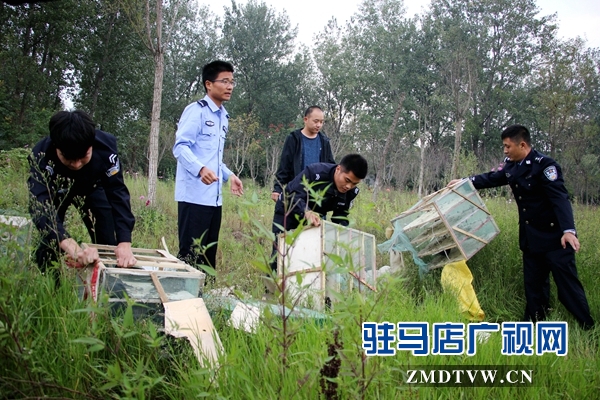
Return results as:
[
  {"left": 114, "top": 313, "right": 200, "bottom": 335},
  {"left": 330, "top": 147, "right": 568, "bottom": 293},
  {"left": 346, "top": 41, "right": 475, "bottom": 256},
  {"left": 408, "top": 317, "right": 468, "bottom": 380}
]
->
[{"left": 212, "top": 79, "right": 236, "bottom": 87}]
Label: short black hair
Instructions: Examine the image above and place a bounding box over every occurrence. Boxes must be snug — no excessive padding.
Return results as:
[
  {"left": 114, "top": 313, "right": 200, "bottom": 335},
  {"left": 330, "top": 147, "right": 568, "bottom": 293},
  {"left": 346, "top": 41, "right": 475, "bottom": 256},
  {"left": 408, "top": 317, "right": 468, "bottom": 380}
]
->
[
  {"left": 202, "top": 60, "right": 234, "bottom": 92},
  {"left": 501, "top": 124, "right": 531, "bottom": 146},
  {"left": 49, "top": 110, "right": 96, "bottom": 160},
  {"left": 304, "top": 105, "right": 323, "bottom": 117},
  {"left": 339, "top": 154, "right": 368, "bottom": 179}
]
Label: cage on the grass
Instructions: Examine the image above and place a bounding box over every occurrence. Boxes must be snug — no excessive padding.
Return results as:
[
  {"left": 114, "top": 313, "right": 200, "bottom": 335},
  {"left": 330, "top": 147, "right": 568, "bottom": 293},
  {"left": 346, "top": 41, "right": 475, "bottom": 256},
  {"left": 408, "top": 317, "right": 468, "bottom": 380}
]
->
[
  {"left": 77, "top": 244, "right": 205, "bottom": 314},
  {"left": 387, "top": 178, "right": 500, "bottom": 272},
  {"left": 276, "top": 220, "right": 377, "bottom": 311},
  {"left": 78, "top": 244, "right": 220, "bottom": 368}
]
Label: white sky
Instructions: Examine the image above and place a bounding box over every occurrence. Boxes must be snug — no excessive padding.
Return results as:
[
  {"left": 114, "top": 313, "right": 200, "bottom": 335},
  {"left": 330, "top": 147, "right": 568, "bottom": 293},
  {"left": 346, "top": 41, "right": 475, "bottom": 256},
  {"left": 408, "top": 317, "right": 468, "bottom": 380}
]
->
[{"left": 206, "top": 0, "right": 600, "bottom": 49}]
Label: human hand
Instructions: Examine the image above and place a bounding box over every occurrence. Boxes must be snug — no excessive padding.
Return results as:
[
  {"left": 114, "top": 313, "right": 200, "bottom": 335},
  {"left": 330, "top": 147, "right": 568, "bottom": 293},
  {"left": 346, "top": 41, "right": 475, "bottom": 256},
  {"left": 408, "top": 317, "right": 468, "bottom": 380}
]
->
[
  {"left": 60, "top": 238, "right": 99, "bottom": 266},
  {"left": 199, "top": 167, "right": 218, "bottom": 185},
  {"left": 230, "top": 174, "right": 244, "bottom": 197},
  {"left": 77, "top": 247, "right": 99, "bottom": 266},
  {"left": 561, "top": 232, "right": 580, "bottom": 252},
  {"left": 305, "top": 211, "right": 321, "bottom": 227},
  {"left": 115, "top": 242, "right": 137, "bottom": 267},
  {"left": 271, "top": 192, "right": 280, "bottom": 202}
]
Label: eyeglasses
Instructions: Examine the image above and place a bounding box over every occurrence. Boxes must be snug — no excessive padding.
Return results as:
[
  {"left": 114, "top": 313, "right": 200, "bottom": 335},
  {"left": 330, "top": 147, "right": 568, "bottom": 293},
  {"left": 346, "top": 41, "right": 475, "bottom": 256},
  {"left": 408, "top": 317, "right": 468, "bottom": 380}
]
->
[{"left": 212, "top": 79, "right": 236, "bottom": 87}]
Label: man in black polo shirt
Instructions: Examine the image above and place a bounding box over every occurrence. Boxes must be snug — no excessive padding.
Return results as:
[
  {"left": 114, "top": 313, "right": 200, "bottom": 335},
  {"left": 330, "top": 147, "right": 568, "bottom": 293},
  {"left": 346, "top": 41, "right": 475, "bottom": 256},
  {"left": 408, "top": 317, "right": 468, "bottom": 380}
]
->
[
  {"left": 270, "top": 153, "right": 368, "bottom": 271},
  {"left": 28, "top": 110, "right": 137, "bottom": 280}
]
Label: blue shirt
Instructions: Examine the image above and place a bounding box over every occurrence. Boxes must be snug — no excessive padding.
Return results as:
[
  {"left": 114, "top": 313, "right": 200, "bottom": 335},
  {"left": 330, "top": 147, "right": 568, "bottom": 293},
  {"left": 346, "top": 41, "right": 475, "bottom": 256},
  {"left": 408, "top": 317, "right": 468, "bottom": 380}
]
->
[
  {"left": 302, "top": 134, "right": 321, "bottom": 169},
  {"left": 173, "top": 95, "right": 233, "bottom": 206}
]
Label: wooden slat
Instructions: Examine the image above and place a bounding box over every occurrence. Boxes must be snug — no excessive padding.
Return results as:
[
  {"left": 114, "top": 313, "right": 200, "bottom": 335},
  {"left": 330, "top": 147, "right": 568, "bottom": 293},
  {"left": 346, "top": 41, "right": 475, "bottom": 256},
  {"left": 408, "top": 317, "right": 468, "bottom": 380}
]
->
[
  {"left": 410, "top": 221, "right": 448, "bottom": 246},
  {"left": 448, "top": 186, "right": 489, "bottom": 214},
  {"left": 88, "top": 243, "right": 160, "bottom": 254},
  {"left": 150, "top": 272, "right": 169, "bottom": 303},
  {"left": 99, "top": 259, "right": 191, "bottom": 270},
  {"left": 417, "top": 237, "right": 457, "bottom": 257},
  {"left": 348, "top": 271, "right": 377, "bottom": 292},
  {"left": 99, "top": 253, "right": 186, "bottom": 264},
  {"left": 428, "top": 254, "right": 465, "bottom": 270},
  {"left": 161, "top": 237, "right": 172, "bottom": 255},
  {"left": 403, "top": 209, "right": 440, "bottom": 232},
  {"left": 452, "top": 226, "right": 489, "bottom": 244},
  {"left": 156, "top": 249, "right": 180, "bottom": 261},
  {"left": 281, "top": 267, "right": 324, "bottom": 280},
  {"left": 102, "top": 268, "right": 204, "bottom": 279}
]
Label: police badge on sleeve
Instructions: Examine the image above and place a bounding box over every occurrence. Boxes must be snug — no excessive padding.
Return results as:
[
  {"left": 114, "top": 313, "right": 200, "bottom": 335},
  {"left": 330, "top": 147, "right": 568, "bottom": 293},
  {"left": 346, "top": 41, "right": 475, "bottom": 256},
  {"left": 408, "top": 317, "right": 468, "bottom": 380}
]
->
[
  {"left": 106, "top": 154, "right": 120, "bottom": 177},
  {"left": 543, "top": 166, "right": 558, "bottom": 181}
]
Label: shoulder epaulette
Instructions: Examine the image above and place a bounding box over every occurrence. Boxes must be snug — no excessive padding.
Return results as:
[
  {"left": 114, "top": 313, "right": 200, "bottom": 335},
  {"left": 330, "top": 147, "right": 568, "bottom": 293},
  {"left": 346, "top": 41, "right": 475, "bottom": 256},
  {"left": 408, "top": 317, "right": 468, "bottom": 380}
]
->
[{"left": 197, "top": 99, "right": 208, "bottom": 107}]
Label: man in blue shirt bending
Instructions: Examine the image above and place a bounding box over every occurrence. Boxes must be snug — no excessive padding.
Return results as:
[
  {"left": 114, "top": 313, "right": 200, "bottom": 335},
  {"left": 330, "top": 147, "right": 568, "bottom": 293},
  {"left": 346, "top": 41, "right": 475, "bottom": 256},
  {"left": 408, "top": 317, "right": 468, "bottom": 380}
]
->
[{"left": 173, "top": 60, "right": 244, "bottom": 276}]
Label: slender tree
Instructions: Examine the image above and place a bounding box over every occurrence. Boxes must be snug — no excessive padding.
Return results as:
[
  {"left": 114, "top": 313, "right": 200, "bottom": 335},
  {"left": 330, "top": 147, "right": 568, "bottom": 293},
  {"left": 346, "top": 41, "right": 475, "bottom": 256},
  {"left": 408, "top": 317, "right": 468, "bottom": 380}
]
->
[{"left": 120, "top": 0, "right": 188, "bottom": 204}]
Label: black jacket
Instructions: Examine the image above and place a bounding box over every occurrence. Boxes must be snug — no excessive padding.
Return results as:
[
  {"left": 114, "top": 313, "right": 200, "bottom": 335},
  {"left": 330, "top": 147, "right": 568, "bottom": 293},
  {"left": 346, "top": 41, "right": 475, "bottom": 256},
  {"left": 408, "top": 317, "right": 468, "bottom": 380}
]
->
[
  {"left": 274, "top": 163, "right": 359, "bottom": 230},
  {"left": 272, "top": 129, "right": 335, "bottom": 194},
  {"left": 470, "top": 149, "right": 575, "bottom": 253},
  {"left": 28, "top": 130, "right": 135, "bottom": 244}
]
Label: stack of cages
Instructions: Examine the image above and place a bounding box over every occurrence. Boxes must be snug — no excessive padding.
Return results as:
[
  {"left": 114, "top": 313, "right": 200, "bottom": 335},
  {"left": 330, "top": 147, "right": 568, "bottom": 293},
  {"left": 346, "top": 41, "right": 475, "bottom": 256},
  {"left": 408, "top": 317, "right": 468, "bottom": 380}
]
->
[
  {"left": 81, "top": 244, "right": 205, "bottom": 323},
  {"left": 390, "top": 179, "right": 500, "bottom": 271},
  {"left": 277, "top": 220, "right": 377, "bottom": 311}
]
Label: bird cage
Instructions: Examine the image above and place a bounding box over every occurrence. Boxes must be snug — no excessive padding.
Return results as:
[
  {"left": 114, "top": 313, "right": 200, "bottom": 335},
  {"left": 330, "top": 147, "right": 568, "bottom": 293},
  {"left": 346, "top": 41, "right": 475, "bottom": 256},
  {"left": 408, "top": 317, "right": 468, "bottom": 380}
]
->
[
  {"left": 86, "top": 244, "right": 205, "bottom": 309},
  {"left": 276, "top": 220, "right": 377, "bottom": 311},
  {"left": 79, "top": 244, "right": 220, "bottom": 367},
  {"left": 387, "top": 179, "right": 500, "bottom": 272}
]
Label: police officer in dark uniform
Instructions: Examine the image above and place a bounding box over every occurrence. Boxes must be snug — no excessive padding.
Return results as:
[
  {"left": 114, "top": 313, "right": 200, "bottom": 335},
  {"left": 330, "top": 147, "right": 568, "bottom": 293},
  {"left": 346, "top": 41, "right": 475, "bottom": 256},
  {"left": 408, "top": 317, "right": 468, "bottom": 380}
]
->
[
  {"left": 270, "top": 153, "right": 368, "bottom": 271},
  {"left": 28, "top": 110, "right": 137, "bottom": 279},
  {"left": 449, "top": 124, "right": 594, "bottom": 329}
]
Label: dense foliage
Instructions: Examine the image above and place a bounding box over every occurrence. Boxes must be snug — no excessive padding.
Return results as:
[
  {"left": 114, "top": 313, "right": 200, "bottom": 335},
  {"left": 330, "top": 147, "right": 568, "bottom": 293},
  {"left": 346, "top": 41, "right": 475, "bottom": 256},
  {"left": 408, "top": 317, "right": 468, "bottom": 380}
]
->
[{"left": 1, "top": 0, "right": 599, "bottom": 201}]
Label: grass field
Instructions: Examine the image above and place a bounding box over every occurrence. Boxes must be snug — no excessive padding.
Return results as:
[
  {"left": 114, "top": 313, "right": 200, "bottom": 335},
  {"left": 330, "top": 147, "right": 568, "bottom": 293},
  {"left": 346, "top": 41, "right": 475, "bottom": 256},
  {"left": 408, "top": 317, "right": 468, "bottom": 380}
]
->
[{"left": 1, "top": 150, "right": 599, "bottom": 399}]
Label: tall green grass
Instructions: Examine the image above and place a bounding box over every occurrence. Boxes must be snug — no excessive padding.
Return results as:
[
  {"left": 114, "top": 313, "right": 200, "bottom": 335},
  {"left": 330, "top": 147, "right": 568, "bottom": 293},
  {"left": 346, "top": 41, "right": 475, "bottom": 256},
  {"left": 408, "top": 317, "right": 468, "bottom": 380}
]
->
[{"left": 1, "top": 154, "right": 599, "bottom": 398}]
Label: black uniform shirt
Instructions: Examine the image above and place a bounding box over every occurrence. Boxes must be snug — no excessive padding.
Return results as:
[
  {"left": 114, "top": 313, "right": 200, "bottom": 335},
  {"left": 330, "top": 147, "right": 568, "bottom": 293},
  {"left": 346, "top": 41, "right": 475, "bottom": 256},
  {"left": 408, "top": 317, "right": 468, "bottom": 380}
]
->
[
  {"left": 275, "top": 162, "right": 359, "bottom": 226},
  {"left": 470, "top": 149, "right": 575, "bottom": 253},
  {"left": 28, "top": 130, "right": 135, "bottom": 244}
]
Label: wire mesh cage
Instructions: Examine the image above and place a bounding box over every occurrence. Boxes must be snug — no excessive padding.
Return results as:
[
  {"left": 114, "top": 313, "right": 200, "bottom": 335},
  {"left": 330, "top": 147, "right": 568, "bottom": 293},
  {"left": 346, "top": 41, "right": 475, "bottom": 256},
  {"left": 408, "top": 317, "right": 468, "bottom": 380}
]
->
[
  {"left": 276, "top": 220, "right": 377, "bottom": 310},
  {"left": 385, "top": 179, "right": 500, "bottom": 273}
]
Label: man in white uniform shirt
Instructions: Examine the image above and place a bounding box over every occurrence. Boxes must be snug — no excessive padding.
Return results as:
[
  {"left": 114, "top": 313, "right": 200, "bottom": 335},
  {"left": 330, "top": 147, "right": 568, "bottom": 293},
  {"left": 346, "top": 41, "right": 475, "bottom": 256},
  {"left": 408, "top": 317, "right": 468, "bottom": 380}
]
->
[{"left": 173, "top": 60, "right": 243, "bottom": 278}]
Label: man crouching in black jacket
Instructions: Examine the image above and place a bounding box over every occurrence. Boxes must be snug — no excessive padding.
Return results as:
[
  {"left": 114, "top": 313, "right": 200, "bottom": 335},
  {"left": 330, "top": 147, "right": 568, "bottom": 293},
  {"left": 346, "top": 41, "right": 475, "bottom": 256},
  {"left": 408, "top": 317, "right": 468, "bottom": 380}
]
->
[
  {"left": 28, "top": 110, "right": 137, "bottom": 282},
  {"left": 270, "top": 153, "right": 368, "bottom": 272}
]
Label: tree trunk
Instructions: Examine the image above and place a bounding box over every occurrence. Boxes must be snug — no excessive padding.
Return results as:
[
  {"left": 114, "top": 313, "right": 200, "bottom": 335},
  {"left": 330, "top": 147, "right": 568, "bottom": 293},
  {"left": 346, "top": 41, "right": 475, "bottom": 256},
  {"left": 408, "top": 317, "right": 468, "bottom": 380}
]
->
[
  {"left": 418, "top": 134, "right": 426, "bottom": 199},
  {"left": 147, "top": 50, "right": 164, "bottom": 204},
  {"left": 147, "top": 0, "right": 164, "bottom": 205},
  {"left": 372, "top": 93, "right": 405, "bottom": 202},
  {"left": 450, "top": 118, "right": 463, "bottom": 179}
]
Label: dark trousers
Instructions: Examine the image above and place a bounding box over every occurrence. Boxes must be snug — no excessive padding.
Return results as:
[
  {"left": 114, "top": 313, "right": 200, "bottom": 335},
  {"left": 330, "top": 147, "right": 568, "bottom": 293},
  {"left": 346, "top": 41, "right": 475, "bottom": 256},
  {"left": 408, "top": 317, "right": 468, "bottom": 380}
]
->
[
  {"left": 177, "top": 202, "right": 222, "bottom": 274},
  {"left": 35, "top": 187, "right": 117, "bottom": 281},
  {"left": 522, "top": 247, "right": 594, "bottom": 329}
]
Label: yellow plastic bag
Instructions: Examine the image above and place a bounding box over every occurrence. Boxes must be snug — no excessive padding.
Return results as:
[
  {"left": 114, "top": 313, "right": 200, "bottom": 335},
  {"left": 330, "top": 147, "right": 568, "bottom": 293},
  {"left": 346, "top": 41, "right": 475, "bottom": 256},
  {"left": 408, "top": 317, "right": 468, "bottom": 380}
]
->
[{"left": 441, "top": 260, "right": 485, "bottom": 322}]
